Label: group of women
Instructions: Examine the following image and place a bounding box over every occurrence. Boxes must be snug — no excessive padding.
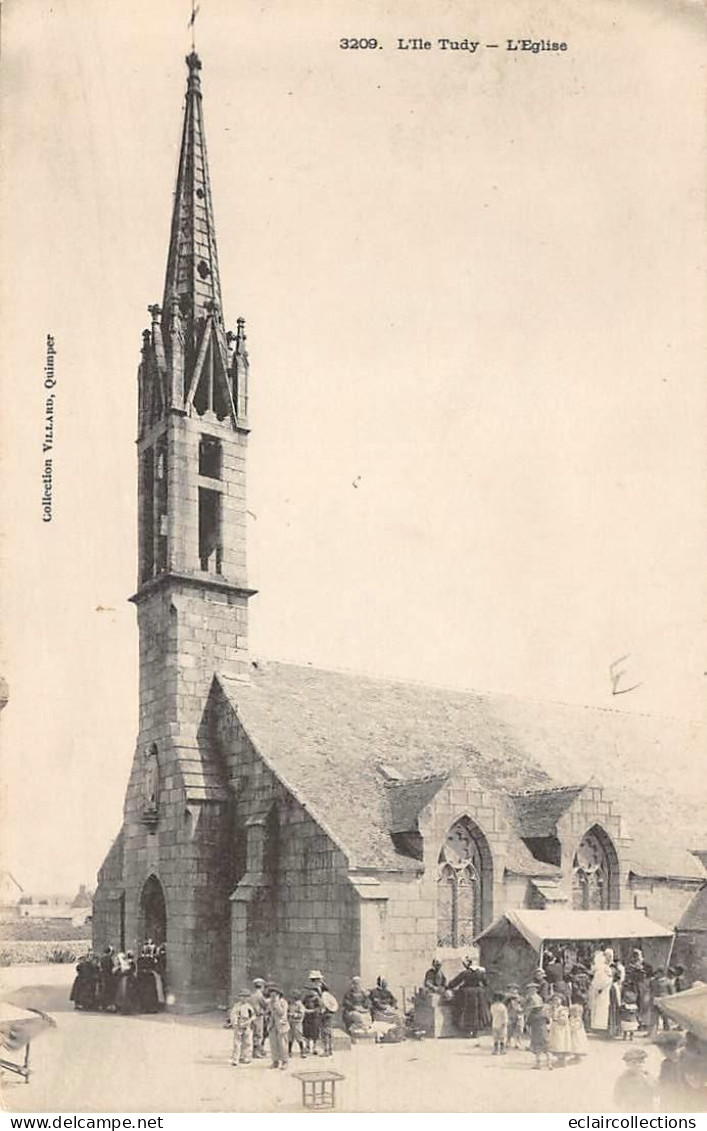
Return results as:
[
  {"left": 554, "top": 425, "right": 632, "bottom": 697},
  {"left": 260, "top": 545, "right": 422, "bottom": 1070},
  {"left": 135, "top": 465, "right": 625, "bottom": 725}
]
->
[
  {"left": 341, "top": 975, "right": 400, "bottom": 1033},
  {"left": 69, "top": 940, "right": 166, "bottom": 1015}
]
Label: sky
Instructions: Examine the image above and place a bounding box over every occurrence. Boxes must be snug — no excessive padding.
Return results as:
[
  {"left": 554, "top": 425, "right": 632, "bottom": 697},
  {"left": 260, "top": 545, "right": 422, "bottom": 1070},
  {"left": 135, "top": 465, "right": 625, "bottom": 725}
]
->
[{"left": 1, "top": 0, "right": 706, "bottom": 894}]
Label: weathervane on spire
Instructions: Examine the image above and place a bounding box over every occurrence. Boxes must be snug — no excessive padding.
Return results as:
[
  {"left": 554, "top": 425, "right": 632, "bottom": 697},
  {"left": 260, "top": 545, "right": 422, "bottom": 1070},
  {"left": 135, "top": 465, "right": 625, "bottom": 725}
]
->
[{"left": 188, "top": 0, "right": 200, "bottom": 51}]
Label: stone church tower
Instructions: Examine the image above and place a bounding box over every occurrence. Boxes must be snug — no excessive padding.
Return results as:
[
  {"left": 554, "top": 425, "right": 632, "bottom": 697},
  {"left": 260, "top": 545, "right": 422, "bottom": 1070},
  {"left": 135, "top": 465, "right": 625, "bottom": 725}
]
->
[
  {"left": 94, "top": 50, "right": 701, "bottom": 1018},
  {"left": 93, "top": 51, "right": 254, "bottom": 1010}
]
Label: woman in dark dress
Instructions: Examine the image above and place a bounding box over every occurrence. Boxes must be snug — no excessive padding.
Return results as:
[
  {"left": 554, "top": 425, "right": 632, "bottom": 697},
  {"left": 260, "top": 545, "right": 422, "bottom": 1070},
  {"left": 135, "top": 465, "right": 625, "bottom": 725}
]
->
[
  {"left": 448, "top": 957, "right": 491, "bottom": 1038},
  {"left": 69, "top": 952, "right": 99, "bottom": 1010},
  {"left": 99, "top": 946, "right": 117, "bottom": 1011},
  {"left": 114, "top": 951, "right": 139, "bottom": 1014},
  {"left": 137, "top": 944, "right": 161, "bottom": 1013}
]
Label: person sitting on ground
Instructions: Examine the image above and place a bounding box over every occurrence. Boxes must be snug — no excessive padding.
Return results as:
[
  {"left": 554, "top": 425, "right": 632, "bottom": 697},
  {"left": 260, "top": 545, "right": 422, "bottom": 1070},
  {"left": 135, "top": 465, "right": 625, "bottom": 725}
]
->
[
  {"left": 369, "top": 977, "right": 398, "bottom": 1021},
  {"left": 230, "top": 987, "right": 255, "bottom": 1067},
  {"left": 613, "top": 1047, "right": 655, "bottom": 1113},
  {"left": 423, "top": 958, "right": 447, "bottom": 993},
  {"left": 342, "top": 976, "right": 371, "bottom": 1032}
]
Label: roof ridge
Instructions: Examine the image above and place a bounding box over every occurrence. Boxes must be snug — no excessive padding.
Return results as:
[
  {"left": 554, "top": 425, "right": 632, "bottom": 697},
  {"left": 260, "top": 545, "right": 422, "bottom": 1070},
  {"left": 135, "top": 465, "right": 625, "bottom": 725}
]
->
[
  {"left": 511, "top": 783, "right": 586, "bottom": 798},
  {"left": 383, "top": 772, "right": 449, "bottom": 788},
  {"left": 250, "top": 656, "right": 704, "bottom": 726}
]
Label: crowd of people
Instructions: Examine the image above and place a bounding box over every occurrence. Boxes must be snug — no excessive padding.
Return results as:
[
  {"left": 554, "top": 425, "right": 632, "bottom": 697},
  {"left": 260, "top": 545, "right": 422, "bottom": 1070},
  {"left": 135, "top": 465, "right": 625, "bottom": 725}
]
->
[
  {"left": 423, "top": 946, "right": 688, "bottom": 1044},
  {"left": 419, "top": 948, "right": 707, "bottom": 1107},
  {"left": 69, "top": 941, "right": 166, "bottom": 1015},
  {"left": 228, "top": 969, "right": 339, "bottom": 1068},
  {"left": 68, "top": 940, "right": 706, "bottom": 1107}
]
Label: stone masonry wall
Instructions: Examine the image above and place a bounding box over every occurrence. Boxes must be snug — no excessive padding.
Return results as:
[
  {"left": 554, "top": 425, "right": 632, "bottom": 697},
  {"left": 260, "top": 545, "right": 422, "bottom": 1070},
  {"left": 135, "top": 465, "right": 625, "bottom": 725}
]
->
[
  {"left": 627, "top": 874, "right": 702, "bottom": 931},
  {"left": 371, "top": 771, "right": 515, "bottom": 1002},
  {"left": 556, "top": 785, "right": 629, "bottom": 908},
  {"left": 210, "top": 684, "right": 360, "bottom": 1005}
]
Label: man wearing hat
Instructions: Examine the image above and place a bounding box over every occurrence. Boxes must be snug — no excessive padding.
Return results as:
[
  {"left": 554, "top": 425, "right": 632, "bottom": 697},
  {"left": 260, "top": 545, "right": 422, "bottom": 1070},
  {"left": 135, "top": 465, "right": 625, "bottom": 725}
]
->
[
  {"left": 613, "top": 1047, "right": 655, "bottom": 1112},
  {"left": 249, "top": 977, "right": 268, "bottom": 1059},
  {"left": 266, "top": 985, "right": 290, "bottom": 1070},
  {"left": 229, "top": 987, "right": 256, "bottom": 1067},
  {"left": 308, "top": 970, "right": 337, "bottom": 1057}
]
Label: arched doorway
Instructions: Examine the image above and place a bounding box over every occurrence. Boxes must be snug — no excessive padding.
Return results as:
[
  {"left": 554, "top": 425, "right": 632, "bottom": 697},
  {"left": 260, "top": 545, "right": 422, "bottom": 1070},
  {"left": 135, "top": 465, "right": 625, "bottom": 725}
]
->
[
  {"left": 572, "top": 825, "right": 620, "bottom": 910},
  {"left": 436, "top": 817, "right": 492, "bottom": 947},
  {"left": 139, "top": 874, "right": 167, "bottom": 945}
]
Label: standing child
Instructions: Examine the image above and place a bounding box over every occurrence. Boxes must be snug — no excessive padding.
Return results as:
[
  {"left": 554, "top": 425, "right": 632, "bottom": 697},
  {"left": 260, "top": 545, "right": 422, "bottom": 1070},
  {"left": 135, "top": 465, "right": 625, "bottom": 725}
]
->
[
  {"left": 267, "top": 987, "right": 290, "bottom": 1070},
  {"left": 548, "top": 994, "right": 571, "bottom": 1067},
  {"left": 506, "top": 986, "right": 524, "bottom": 1049},
  {"left": 229, "top": 988, "right": 256, "bottom": 1067},
  {"left": 527, "top": 1004, "right": 552, "bottom": 1070},
  {"left": 490, "top": 992, "right": 509, "bottom": 1055},
  {"left": 620, "top": 987, "right": 639, "bottom": 1041},
  {"left": 568, "top": 1002, "right": 588, "bottom": 1063},
  {"left": 613, "top": 1047, "right": 655, "bottom": 1112},
  {"left": 289, "top": 992, "right": 307, "bottom": 1058}
]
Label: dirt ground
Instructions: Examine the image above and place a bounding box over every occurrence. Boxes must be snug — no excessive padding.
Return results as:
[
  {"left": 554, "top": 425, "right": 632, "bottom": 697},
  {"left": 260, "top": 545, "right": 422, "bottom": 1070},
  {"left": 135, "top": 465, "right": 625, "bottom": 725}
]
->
[{"left": 0, "top": 964, "right": 673, "bottom": 1114}]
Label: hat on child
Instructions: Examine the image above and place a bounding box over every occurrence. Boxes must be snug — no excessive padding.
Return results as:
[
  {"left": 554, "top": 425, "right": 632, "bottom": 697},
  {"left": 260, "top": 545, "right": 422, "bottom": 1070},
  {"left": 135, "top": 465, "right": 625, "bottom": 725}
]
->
[
  {"left": 623, "top": 1047, "right": 647, "bottom": 1063},
  {"left": 252, "top": 977, "right": 265, "bottom": 987},
  {"left": 238, "top": 987, "right": 251, "bottom": 997},
  {"left": 309, "top": 969, "right": 324, "bottom": 980}
]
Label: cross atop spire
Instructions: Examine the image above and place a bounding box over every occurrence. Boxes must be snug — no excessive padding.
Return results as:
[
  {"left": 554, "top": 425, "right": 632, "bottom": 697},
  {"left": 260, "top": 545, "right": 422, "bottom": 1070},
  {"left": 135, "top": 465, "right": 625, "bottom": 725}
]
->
[{"left": 163, "top": 51, "right": 222, "bottom": 327}]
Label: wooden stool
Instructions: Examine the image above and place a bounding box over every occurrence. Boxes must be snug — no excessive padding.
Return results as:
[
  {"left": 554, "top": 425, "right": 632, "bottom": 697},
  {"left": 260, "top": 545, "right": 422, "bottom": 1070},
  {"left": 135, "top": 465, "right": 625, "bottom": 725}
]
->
[{"left": 293, "top": 1068, "right": 345, "bottom": 1109}]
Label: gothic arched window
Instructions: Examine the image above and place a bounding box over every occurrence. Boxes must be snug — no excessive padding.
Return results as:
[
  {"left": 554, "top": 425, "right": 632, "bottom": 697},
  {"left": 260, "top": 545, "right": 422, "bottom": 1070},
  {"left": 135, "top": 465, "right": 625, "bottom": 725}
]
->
[
  {"left": 436, "top": 818, "right": 484, "bottom": 947},
  {"left": 572, "top": 827, "right": 613, "bottom": 910}
]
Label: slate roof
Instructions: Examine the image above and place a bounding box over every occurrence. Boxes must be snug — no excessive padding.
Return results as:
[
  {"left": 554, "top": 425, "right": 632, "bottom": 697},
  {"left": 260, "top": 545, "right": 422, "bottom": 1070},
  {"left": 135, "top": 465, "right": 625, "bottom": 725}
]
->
[
  {"left": 386, "top": 776, "right": 448, "bottom": 834},
  {"left": 511, "top": 786, "right": 585, "bottom": 837},
  {"left": 218, "top": 660, "right": 707, "bottom": 877},
  {"left": 677, "top": 885, "right": 707, "bottom": 933}
]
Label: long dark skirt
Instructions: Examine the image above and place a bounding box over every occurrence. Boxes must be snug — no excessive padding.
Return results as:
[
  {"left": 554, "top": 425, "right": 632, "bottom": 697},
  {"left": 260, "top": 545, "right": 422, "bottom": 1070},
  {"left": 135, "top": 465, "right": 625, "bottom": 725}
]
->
[
  {"left": 70, "top": 974, "right": 98, "bottom": 1010},
  {"left": 138, "top": 971, "right": 160, "bottom": 1013},
  {"left": 115, "top": 973, "right": 139, "bottom": 1014},
  {"left": 303, "top": 1011, "right": 321, "bottom": 1041},
  {"left": 99, "top": 971, "right": 117, "bottom": 1010},
  {"left": 454, "top": 986, "right": 491, "bottom": 1035}
]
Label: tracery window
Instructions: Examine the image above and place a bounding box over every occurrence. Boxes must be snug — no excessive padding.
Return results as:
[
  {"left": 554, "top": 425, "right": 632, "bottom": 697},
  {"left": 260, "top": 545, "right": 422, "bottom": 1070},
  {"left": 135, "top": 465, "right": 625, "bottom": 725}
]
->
[
  {"left": 572, "top": 827, "right": 612, "bottom": 910},
  {"left": 436, "top": 818, "right": 483, "bottom": 947}
]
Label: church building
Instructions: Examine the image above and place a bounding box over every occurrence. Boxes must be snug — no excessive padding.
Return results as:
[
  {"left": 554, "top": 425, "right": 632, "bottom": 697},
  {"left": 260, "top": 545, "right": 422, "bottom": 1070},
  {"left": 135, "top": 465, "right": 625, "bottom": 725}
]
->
[{"left": 93, "top": 53, "right": 705, "bottom": 1012}]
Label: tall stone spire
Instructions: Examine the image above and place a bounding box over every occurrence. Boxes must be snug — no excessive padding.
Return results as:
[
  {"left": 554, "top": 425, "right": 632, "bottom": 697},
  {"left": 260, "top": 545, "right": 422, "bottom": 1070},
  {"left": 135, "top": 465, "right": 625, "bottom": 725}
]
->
[
  {"left": 163, "top": 51, "right": 223, "bottom": 326},
  {"left": 137, "top": 52, "right": 248, "bottom": 436}
]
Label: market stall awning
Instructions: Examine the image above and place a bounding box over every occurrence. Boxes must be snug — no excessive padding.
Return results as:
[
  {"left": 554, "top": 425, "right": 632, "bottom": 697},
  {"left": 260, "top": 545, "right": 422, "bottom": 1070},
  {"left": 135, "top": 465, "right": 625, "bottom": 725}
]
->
[
  {"left": 476, "top": 909, "right": 674, "bottom": 951},
  {"left": 659, "top": 982, "right": 707, "bottom": 1041}
]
